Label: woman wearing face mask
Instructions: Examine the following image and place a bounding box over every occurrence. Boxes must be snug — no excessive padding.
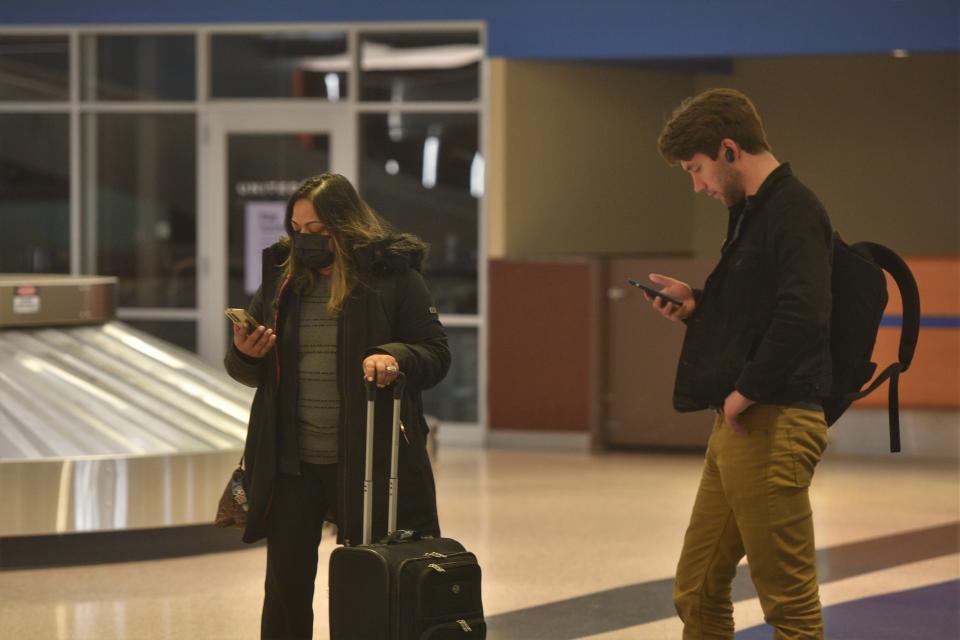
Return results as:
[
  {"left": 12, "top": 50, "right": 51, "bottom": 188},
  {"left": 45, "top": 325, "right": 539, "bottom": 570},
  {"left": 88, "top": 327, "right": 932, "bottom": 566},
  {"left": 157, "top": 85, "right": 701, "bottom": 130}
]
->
[{"left": 224, "top": 173, "right": 450, "bottom": 640}]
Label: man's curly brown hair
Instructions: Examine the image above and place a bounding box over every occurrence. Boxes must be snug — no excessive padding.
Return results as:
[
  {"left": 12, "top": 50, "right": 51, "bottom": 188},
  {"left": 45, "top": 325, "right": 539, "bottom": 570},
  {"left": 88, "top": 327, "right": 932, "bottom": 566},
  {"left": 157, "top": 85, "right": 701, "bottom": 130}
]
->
[{"left": 657, "top": 88, "right": 771, "bottom": 165}]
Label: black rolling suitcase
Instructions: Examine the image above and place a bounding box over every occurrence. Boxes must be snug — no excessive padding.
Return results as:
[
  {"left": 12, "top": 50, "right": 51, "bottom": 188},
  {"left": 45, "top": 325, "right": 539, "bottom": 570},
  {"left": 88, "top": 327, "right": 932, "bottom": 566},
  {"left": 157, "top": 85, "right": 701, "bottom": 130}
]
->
[{"left": 329, "top": 373, "right": 486, "bottom": 639}]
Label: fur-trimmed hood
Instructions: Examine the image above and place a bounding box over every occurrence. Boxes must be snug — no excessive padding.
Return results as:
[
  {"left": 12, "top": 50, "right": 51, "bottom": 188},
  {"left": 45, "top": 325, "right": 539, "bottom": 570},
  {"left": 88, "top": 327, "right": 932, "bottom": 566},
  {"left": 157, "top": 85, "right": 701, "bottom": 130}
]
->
[
  {"left": 267, "top": 233, "right": 429, "bottom": 275},
  {"left": 351, "top": 233, "right": 429, "bottom": 274}
]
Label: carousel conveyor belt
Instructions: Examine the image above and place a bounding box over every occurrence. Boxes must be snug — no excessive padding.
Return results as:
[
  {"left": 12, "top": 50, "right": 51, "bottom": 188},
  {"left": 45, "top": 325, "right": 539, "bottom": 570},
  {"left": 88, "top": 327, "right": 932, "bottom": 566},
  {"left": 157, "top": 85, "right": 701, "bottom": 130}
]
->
[{"left": 0, "top": 321, "right": 254, "bottom": 554}]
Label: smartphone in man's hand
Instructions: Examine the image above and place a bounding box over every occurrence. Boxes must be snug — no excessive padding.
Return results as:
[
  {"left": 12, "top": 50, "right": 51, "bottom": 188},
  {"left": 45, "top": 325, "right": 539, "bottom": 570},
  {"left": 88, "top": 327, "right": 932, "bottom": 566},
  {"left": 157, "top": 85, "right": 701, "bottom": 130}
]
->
[{"left": 627, "top": 279, "right": 683, "bottom": 306}]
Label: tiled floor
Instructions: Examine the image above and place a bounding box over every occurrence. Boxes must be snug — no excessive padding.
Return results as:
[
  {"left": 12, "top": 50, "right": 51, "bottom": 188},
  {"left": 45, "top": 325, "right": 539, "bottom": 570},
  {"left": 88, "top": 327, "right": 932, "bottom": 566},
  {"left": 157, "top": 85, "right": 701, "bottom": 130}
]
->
[{"left": 1, "top": 447, "right": 957, "bottom": 639}]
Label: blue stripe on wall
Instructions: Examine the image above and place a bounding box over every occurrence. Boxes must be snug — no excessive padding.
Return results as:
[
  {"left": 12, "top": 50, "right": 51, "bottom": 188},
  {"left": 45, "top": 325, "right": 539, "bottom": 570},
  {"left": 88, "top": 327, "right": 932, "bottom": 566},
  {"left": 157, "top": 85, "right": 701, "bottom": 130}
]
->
[
  {"left": 0, "top": 0, "right": 957, "bottom": 59},
  {"left": 881, "top": 316, "right": 960, "bottom": 329}
]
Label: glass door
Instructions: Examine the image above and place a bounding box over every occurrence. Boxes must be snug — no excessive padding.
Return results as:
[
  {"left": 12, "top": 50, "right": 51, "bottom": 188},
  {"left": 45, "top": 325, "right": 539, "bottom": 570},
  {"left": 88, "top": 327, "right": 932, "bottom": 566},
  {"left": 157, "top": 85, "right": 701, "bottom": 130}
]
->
[{"left": 197, "top": 107, "right": 355, "bottom": 364}]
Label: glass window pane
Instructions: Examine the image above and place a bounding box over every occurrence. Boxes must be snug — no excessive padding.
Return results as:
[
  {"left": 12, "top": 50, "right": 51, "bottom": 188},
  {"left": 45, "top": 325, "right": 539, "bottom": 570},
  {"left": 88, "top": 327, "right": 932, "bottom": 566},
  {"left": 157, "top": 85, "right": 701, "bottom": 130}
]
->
[
  {"left": 0, "top": 35, "right": 69, "bottom": 101},
  {"left": 226, "top": 133, "right": 330, "bottom": 307},
  {"left": 211, "top": 32, "right": 348, "bottom": 100},
  {"left": 81, "top": 35, "right": 195, "bottom": 101},
  {"left": 423, "top": 327, "right": 478, "bottom": 423},
  {"left": 0, "top": 113, "right": 70, "bottom": 273},
  {"left": 360, "top": 112, "right": 479, "bottom": 314},
  {"left": 122, "top": 320, "right": 197, "bottom": 353},
  {"left": 83, "top": 114, "right": 196, "bottom": 307},
  {"left": 360, "top": 31, "right": 480, "bottom": 102}
]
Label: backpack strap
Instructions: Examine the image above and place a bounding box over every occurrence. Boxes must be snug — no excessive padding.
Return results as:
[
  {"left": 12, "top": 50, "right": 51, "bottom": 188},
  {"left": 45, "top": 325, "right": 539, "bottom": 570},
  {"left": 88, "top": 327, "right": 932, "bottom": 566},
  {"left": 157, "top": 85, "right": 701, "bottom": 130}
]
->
[
  {"left": 840, "top": 363, "right": 903, "bottom": 452},
  {"left": 848, "top": 242, "right": 920, "bottom": 453},
  {"left": 855, "top": 242, "right": 921, "bottom": 370},
  {"left": 888, "top": 370, "right": 901, "bottom": 453}
]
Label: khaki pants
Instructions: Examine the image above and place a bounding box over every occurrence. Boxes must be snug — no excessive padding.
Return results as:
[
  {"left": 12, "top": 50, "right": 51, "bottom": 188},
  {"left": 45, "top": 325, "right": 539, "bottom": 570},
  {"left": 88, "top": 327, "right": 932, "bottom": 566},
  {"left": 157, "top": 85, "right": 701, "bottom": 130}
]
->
[{"left": 674, "top": 405, "right": 829, "bottom": 640}]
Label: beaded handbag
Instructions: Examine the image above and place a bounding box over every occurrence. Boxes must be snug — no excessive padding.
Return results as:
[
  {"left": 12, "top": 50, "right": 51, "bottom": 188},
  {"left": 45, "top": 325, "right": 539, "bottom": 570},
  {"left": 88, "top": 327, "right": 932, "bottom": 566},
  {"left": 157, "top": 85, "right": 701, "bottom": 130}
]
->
[{"left": 213, "top": 460, "right": 248, "bottom": 528}]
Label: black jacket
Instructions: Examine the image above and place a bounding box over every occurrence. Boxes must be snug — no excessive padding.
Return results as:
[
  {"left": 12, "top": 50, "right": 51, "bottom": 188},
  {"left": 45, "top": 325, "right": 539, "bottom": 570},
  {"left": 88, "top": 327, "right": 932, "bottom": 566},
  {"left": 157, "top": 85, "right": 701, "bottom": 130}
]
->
[
  {"left": 674, "top": 164, "right": 833, "bottom": 411},
  {"left": 225, "top": 234, "right": 450, "bottom": 545}
]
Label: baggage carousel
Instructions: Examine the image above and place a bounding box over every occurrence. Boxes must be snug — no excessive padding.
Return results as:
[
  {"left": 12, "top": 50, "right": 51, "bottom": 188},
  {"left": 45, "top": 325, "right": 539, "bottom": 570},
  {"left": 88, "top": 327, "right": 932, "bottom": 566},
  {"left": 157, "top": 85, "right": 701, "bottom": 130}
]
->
[{"left": 0, "top": 275, "right": 255, "bottom": 568}]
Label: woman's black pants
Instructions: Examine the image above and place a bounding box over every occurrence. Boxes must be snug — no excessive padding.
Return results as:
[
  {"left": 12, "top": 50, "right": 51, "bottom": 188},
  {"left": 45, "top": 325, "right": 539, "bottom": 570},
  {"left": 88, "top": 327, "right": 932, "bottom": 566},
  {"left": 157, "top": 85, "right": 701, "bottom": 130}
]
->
[{"left": 261, "top": 462, "right": 338, "bottom": 640}]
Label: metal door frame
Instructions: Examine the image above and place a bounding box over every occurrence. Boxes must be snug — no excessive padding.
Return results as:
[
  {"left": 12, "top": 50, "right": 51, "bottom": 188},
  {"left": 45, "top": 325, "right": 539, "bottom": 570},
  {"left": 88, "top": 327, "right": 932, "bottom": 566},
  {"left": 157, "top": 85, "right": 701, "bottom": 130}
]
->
[{"left": 197, "top": 105, "right": 356, "bottom": 364}]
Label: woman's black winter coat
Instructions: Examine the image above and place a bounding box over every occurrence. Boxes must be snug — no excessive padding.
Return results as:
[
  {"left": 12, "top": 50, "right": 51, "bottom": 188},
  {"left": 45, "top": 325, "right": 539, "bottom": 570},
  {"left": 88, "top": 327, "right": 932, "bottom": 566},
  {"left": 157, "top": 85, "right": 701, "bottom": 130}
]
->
[{"left": 224, "top": 235, "right": 450, "bottom": 545}]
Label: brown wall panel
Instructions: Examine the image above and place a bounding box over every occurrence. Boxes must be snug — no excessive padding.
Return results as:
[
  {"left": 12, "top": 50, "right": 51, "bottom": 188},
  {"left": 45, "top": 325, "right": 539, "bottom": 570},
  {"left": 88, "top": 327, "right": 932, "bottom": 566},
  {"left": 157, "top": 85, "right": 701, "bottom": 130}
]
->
[
  {"left": 489, "top": 259, "right": 598, "bottom": 432},
  {"left": 603, "top": 258, "right": 716, "bottom": 448}
]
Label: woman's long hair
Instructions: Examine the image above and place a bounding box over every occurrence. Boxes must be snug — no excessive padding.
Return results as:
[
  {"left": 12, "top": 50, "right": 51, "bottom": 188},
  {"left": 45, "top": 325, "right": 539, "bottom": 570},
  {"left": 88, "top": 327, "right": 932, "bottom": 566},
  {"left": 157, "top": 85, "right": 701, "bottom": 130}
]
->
[{"left": 279, "top": 173, "right": 391, "bottom": 315}]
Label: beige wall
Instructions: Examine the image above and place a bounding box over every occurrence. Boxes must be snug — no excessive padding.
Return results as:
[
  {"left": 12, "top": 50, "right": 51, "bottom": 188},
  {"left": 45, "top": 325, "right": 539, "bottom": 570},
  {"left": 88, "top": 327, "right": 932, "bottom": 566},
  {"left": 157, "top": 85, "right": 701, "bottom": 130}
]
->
[
  {"left": 487, "top": 59, "right": 694, "bottom": 257},
  {"left": 691, "top": 53, "right": 960, "bottom": 257},
  {"left": 486, "top": 59, "right": 508, "bottom": 258},
  {"left": 489, "top": 53, "right": 960, "bottom": 259}
]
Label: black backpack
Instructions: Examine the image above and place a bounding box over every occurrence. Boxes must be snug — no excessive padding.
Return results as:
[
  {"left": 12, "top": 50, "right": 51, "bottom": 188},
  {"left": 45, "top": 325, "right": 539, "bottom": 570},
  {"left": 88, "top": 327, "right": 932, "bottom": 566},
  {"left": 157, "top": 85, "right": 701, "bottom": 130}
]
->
[{"left": 822, "top": 233, "right": 921, "bottom": 452}]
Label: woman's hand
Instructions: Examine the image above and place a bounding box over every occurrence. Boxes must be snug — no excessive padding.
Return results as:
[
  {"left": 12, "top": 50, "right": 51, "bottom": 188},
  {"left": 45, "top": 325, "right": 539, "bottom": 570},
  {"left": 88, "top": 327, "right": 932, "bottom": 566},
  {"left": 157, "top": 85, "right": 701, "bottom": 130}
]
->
[
  {"left": 233, "top": 323, "right": 276, "bottom": 359},
  {"left": 362, "top": 354, "right": 400, "bottom": 388}
]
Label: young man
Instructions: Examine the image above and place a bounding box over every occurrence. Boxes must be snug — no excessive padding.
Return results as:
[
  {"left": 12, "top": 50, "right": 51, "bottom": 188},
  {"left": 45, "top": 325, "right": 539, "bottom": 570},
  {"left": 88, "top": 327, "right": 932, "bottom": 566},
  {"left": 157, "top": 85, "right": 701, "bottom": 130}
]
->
[{"left": 648, "top": 88, "right": 833, "bottom": 639}]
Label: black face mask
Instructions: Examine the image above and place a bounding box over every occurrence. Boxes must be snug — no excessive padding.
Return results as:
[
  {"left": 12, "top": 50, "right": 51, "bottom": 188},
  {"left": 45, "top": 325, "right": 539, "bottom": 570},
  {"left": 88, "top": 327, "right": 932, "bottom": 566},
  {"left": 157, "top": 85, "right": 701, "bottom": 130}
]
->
[{"left": 293, "top": 233, "right": 335, "bottom": 270}]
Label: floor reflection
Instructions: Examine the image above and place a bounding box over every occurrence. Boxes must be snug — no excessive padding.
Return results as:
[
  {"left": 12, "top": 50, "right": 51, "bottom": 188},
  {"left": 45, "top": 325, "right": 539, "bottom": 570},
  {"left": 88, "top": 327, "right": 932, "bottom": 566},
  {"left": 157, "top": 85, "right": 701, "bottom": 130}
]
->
[{"left": 0, "top": 449, "right": 956, "bottom": 640}]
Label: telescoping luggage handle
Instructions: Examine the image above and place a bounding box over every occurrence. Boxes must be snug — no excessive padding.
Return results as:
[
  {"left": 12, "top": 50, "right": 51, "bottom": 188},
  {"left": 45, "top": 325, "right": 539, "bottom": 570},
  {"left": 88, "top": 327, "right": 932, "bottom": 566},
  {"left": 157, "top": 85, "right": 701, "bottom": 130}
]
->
[{"left": 362, "top": 372, "right": 407, "bottom": 546}]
